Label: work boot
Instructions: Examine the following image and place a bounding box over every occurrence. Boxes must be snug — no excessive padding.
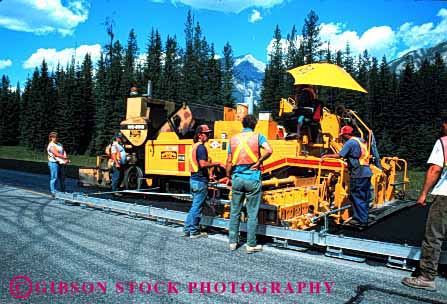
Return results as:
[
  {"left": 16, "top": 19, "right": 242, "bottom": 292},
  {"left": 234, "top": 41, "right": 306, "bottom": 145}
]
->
[
  {"left": 401, "top": 276, "right": 436, "bottom": 291},
  {"left": 229, "top": 243, "right": 237, "bottom": 251},
  {"left": 246, "top": 245, "right": 262, "bottom": 254},
  {"left": 190, "top": 232, "right": 208, "bottom": 239},
  {"left": 181, "top": 231, "right": 189, "bottom": 237}
]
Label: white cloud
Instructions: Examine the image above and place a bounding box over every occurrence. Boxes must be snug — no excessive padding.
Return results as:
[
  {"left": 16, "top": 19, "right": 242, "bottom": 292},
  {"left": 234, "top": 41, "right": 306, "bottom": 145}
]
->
[
  {"left": 320, "top": 23, "right": 397, "bottom": 59},
  {"left": 0, "top": 0, "right": 89, "bottom": 36},
  {"left": 249, "top": 9, "right": 262, "bottom": 23},
  {"left": 0, "top": 59, "right": 13, "bottom": 69},
  {"left": 265, "top": 8, "right": 447, "bottom": 62},
  {"left": 396, "top": 8, "right": 447, "bottom": 57},
  {"left": 23, "top": 44, "right": 102, "bottom": 70},
  {"left": 153, "top": 0, "right": 284, "bottom": 13}
]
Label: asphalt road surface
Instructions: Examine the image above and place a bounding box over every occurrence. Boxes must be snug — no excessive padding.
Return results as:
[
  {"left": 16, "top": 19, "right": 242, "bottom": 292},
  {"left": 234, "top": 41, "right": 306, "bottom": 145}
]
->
[{"left": 0, "top": 169, "right": 446, "bottom": 303}]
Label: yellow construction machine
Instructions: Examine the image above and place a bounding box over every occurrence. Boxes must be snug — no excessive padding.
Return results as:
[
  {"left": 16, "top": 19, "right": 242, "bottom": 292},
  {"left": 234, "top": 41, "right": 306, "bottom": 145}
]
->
[{"left": 80, "top": 65, "right": 410, "bottom": 231}]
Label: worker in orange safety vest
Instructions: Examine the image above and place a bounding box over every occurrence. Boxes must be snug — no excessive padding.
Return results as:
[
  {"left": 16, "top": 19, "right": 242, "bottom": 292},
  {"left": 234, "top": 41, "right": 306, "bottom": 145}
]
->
[
  {"left": 183, "top": 125, "right": 222, "bottom": 239},
  {"left": 321, "top": 125, "right": 372, "bottom": 227},
  {"left": 225, "top": 115, "right": 273, "bottom": 253}
]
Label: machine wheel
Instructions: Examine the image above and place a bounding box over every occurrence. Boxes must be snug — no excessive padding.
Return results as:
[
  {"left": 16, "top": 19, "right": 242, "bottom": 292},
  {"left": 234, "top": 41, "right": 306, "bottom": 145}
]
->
[{"left": 124, "top": 166, "right": 144, "bottom": 190}]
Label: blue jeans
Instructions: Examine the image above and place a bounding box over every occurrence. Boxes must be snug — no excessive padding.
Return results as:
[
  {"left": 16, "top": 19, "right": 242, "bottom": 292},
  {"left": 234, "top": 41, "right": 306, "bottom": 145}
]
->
[
  {"left": 349, "top": 177, "right": 371, "bottom": 224},
  {"left": 184, "top": 180, "right": 208, "bottom": 235},
  {"left": 111, "top": 165, "right": 122, "bottom": 191},
  {"left": 229, "top": 177, "right": 262, "bottom": 247},
  {"left": 48, "top": 162, "right": 65, "bottom": 194}
]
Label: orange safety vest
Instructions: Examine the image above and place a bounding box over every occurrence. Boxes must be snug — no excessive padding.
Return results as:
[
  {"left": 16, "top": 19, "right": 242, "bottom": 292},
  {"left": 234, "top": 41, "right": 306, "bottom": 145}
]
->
[
  {"left": 189, "top": 142, "right": 202, "bottom": 173},
  {"left": 111, "top": 143, "right": 122, "bottom": 162},
  {"left": 350, "top": 137, "right": 370, "bottom": 166},
  {"left": 440, "top": 136, "right": 447, "bottom": 167},
  {"left": 229, "top": 132, "right": 260, "bottom": 166}
]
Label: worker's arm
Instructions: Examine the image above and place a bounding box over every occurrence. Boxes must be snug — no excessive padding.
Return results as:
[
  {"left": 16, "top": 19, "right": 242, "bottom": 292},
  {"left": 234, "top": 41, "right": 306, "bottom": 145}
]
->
[
  {"left": 50, "top": 146, "right": 67, "bottom": 159},
  {"left": 196, "top": 145, "right": 221, "bottom": 169},
  {"left": 321, "top": 153, "right": 341, "bottom": 160},
  {"left": 250, "top": 141, "right": 273, "bottom": 170},
  {"left": 225, "top": 154, "right": 233, "bottom": 178},
  {"left": 198, "top": 159, "right": 222, "bottom": 169},
  {"left": 417, "top": 164, "right": 442, "bottom": 206}
]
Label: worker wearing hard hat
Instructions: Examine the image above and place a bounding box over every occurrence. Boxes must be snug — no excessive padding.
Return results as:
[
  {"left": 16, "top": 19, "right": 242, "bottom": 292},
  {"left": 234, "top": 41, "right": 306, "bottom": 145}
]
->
[
  {"left": 184, "top": 125, "right": 222, "bottom": 239},
  {"left": 321, "top": 125, "right": 372, "bottom": 227},
  {"left": 110, "top": 133, "right": 126, "bottom": 194},
  {"left": 226, "top": 115, "right": 273, "bottom": 253},
  {"left": 47, "top": 132, "right": 69, "bottom": 197}
]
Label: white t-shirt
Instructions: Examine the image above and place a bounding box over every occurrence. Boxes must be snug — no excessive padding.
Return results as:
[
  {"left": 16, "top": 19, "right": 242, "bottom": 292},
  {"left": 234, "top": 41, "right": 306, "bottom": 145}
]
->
[{"left": 427, "top": 139, "right": 447, "bottom": 196}]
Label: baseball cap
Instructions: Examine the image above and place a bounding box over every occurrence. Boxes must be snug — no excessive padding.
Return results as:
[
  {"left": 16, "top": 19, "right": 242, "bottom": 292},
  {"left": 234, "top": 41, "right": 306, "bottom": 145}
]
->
[
  {"left": 339, "top": 125, "right": 354, "bottom": 136},
  {"left": 114, "top": 132, "right": 123, "bottom": 139},
  {"left": 197, "top": 125, "right": 212, "bottom": 133}
]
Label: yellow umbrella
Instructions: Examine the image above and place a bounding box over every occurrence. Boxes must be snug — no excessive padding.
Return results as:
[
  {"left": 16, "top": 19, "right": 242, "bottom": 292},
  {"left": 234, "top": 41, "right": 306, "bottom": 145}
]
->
[{"left": 287, "top": 63, "right": 368, "bottom": 93}]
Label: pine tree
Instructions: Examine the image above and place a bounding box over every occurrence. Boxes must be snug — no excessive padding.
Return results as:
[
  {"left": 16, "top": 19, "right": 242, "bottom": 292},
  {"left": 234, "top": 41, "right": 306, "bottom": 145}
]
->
[
  {"left": 144, "top": 29, "right": 163, "bottom": 98},
  {"left": 205, "top": 43, "right": 222, "bottom": 105},
  {"left": 193, "top": 22, "right": 209, "bottom": 103},
  {"left": 20, "top": 78, "right": 33, "bottom": 146},
  {"left": 108, "top": 40, "right": 125, "bottom": 137},
  {"left": 368, "top": 56, "right": 379, "bottom": 128},
  {"left": 302, "top": 10, "right": 322, "bottom": 64},
  {"left": 395, "top": 56, "right": 417, "bottom": 162},
  {"left": 122, "top": 29, "right": 138, "bottom": 94},
  {"left": 92, "top": 52, "right": 110, "bottom": 154},
  {"left": 181, "top": 10, "right": 195, "bottom": 103},
  {"left": 222, "top": 41, "right": 235, "bottom": 106},
  {"left": 0, "top": 75, "right": 12, "bottom": 144},
  {"left": 260, "top": 25, "right": 286, "bottom": 117},
  {"left": 78, "top": 53, "right": 95, "bottom": 154},
  {"left": 162, "top": 35, "right": 182, "bottom": 101},
  {"left": 284, "top": 25, "right": 301, "bottom": 98}
]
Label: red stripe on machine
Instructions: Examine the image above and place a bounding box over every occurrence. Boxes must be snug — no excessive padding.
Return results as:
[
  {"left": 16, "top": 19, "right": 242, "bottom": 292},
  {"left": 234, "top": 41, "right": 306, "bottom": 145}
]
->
[
  {"left": 262, "top": 158, "right": 342, "bottom": 171},
  {"left": 178, "top": 145, "right": 185, "bottom": 154},
  {"left": 178, "top": 162, "right": 185, "bottom": 171}
]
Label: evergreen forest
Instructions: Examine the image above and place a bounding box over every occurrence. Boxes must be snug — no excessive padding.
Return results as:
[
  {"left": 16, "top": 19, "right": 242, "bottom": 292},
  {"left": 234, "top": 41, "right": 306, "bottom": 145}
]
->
[{"left": 0, "top": 10, "right": 446, "bottom": 168}]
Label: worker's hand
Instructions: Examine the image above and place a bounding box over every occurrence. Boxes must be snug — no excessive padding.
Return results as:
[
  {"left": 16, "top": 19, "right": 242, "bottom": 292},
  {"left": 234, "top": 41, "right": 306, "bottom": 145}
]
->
[
  {"left": 219, "top": 177, "right": 231, "bottom": 188},
  {"left": 250, "top": 161, "right": 261, "bottom": 170},
  {"left": 115, "top": 163, "right": 121, "bottom": 168},
  {"left": 416, "top": 194, "right": 427, "bottom": 206}
]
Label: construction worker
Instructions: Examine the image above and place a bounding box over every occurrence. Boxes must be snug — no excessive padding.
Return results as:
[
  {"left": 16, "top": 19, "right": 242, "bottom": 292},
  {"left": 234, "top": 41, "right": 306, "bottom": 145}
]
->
[
  {"left": 110, "top": 133, "right": 126, "bottom": 195},
  {"left": 47, "top": 132, "right": 69, "bottom": 197},
  {"left": 226, "top": 115, "right": 273, "bottom": 253},
  {"left": 183, "top": 125, "right": 222, "bottom": 239},
  {"left": 402, "top": 117, "right": 447, "bottom": 291},
  {"left": 295, "top": 85, "right": 317, "bottom": 139},
  {"left": 321, "top": 125, "right": 372, "bottom": 227}
]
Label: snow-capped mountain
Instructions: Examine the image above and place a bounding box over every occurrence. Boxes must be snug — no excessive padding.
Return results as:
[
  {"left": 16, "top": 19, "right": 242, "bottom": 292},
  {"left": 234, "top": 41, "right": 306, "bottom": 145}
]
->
[
  {"left": 232, "top": 54, "right": 265, "bottom": 104},
  {"left": 389, "top": 41, "right": 447, "bottom": 74}
]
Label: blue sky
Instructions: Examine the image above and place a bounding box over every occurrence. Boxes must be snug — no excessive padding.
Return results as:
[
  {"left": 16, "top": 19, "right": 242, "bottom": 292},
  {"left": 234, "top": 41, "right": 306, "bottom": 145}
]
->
[{"left": 1, "top": 0, "right": 447, "bottom": 87}]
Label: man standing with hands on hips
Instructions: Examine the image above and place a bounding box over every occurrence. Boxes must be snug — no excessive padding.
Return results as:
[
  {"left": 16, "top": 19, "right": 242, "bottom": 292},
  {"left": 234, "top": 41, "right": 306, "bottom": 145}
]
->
[{"left": 226, "top": 115, "right": 273, "bottom": 253}]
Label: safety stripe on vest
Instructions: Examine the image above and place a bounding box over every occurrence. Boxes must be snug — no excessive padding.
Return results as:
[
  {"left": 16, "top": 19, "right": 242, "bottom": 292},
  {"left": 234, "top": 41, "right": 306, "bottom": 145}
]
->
[
  {"left": 350, "top": 137, "right": 369, "bottom": 166},
  {"left": 189, "top": 142, "right": 201, "bottom": 173},
  {"left": 231, "top": 132, "right": 259, "bottom": 165}
]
